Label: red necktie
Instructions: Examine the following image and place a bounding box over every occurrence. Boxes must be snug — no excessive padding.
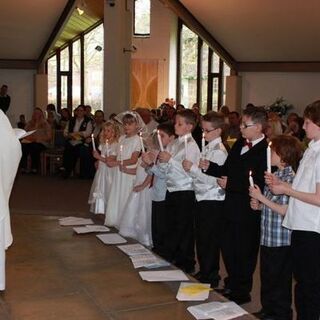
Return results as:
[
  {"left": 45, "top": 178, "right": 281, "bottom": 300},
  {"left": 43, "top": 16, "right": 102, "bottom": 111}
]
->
[{"left": 243, "top": 140, "right": 253, "bottom": 149}]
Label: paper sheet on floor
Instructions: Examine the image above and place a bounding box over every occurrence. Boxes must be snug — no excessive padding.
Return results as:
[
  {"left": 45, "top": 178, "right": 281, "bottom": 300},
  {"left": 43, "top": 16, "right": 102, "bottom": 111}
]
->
[
  {"left": 59, "top": 217, "right": 94, "bottom": 226},
  {"left": 117, "top": 243, "right": 151, "bottom": 256},
  {"left": 130, "top": 254, "right": 170, "bottom": 269},
  {"left": 139, "top": 270, "right": 189, "bottom": 282},
  {"left": 73, "top": 225, "right": 110, "bottom": 234},
  {"left": 176, "top": 282, "right": 211, "bottom": 301},
  {"left": 187, "top": 301, "right": 248, "bottom": 320},
  {"left": 96, "top": 233, "right": 127, "bottom": 244}
]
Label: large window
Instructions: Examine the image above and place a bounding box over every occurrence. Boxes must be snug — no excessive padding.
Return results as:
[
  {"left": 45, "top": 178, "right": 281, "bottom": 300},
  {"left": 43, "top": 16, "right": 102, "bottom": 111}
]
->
[
  {"left": 177, "top": 21, "right": 232, "bottom": 113},
  {"left": 72, "top": 40, "right": 81, "bottom": 108},
  {"left": 134, "top": 0, "right": 151, "bottom": 36},
  {"left": 47, "top": 55, "right": 57, "bottom": 106},
  {"left": 47, "top": 22, "right": 104, "bottom": 113},
  {"left": 180, "top": 25, "right": 198, "bottom": 108},
  {"left": 84, "top": 24, "right": 103, "bottom": 111}
]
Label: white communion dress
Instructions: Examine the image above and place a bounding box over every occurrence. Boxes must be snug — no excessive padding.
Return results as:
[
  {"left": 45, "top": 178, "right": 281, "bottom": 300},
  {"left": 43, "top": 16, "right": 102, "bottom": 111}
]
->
[
  {"left": 88, "top": 142, "right": 117, "bottom": 214},
  {"left": 0, "top": 110, "right": 22, "bottom": 290},
  {"left": 118, "top": 161, "right": 153, "bottom": 247},
  {"left": 104, "top": 134, "right": 141, "bottom": 227}
]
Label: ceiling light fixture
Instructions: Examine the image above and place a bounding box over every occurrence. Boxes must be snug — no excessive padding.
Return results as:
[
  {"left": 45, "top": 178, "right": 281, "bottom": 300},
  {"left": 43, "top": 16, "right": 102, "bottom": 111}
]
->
[
  {"left": 76, "top": 0, "right": 86, "bottom": 16},
  {"left": 76, "top": 7, "right": 84, "bottom": 15}
]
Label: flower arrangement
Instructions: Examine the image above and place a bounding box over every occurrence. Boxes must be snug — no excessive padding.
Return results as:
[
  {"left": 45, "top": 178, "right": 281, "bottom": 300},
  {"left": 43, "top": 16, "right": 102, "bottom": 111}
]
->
[{"left": 267, "top": 97, "right": 293, "bottom": 116}]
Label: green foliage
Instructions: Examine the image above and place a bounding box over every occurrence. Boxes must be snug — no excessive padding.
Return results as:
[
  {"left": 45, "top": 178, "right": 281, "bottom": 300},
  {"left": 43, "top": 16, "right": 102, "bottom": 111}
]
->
[{"left": 267, "top": 97, "right": 293, "bottom": 116}]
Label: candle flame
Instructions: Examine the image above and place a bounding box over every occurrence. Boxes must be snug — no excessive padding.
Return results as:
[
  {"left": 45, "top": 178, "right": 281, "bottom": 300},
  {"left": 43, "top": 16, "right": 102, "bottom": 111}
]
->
[
  {"left": 202, "top": 132, "right": 205, "bottom": 138},
  {"left": 268, "top": 141, "right": 272, "bottom": 147},
  {"left": 249, "top": 170, "right": 252, "bottom": 176}
]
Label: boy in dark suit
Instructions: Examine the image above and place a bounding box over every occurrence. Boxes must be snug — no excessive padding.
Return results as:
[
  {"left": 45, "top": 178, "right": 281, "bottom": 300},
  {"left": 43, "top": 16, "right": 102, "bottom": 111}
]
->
[{"left": 200, "top": 106, "right": 267, "bottom": 304}]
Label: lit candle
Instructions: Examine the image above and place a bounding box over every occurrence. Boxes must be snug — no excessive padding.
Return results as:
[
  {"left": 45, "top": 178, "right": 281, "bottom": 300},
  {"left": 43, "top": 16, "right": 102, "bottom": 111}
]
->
[
  {"left": 91, "top": 134, "right": 96, "bottom": 152},
  {"left": 157, "top": 130, "right": 164, "bottom": 152},
  {"left": 201, "top": 132, "right": 206, "bottom": 158},
  {"left": 184, "top": 135, "right": 188, "bottom": 159},
  {"left": 249, "top": 170, "right": 254, "bottom": 187},
  {"left": 106, "top": 139, "right": 109, "bottom": 157},
  {"left": 119, "top": 144, "right": 123, "bottom": 166},
  {"left": 267, "top": 141, "right": 272, "bottom": 173},
  {"left": 139, "top": 132, "right": 145, "bottom": 153}
]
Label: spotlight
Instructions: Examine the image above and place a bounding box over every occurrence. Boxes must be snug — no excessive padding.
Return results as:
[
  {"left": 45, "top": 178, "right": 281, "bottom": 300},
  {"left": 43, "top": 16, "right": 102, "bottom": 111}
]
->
[
  {"left": 76, "top": 0, "right": 86, "bottom": 15},
  {"left": 76, "top": 7, "right": 84, "bottom": 15}
]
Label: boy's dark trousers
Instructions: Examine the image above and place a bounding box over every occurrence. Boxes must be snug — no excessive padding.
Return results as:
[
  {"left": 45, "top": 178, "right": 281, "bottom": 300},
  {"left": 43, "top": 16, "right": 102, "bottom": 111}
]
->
[
  {"left": 260, "top": 245, "right": 292, "bottom": 320},
  {"left": 164, "top": 190, "right": 196, "bottom": 272},
  {"left": 151, "top": 200, "right": 167, "bottom": 256},
  {"left": 195, "top": 200, "right": 223, "bottom": 285},
  {"left": 291, "top": 230, "right": 320, "bottom": 320}
]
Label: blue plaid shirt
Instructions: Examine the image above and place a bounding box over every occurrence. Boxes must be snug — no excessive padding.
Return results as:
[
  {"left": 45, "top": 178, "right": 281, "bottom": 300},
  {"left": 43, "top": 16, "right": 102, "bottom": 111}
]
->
[{"left": 261, "top": 166, "right": 294, "bottom": 247}]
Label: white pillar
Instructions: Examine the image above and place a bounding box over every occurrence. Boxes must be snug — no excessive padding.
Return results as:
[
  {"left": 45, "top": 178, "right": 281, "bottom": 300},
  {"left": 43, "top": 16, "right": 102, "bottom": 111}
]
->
[{"left": 103, "top": 0, "right": 133, "bottom": 117}]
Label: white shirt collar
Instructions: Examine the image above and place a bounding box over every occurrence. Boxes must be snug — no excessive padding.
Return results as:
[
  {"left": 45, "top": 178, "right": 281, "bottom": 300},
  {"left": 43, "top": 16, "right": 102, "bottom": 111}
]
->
[
  {"left": 207, "top": 136, "right": 222, "bottom": 148},
  {"left": 178, "top": 133, "right": 192, "bottom": 142},
  {"left": 308, "top": 139, "right": 320, "bottom": 151},
  {"left": 248, "top": 134, "right": 265, "bottom": 147}
]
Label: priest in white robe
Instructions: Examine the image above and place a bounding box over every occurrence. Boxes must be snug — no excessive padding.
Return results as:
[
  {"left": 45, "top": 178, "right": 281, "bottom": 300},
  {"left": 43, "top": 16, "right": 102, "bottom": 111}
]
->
[{"left": 0, "top": 110, "right": 21, "bottom": 290}]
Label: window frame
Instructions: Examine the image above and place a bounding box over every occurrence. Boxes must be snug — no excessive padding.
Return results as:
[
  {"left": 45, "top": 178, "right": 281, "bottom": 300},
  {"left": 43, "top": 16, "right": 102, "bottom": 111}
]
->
[
  {"left": 133, "top": 0, "right": 151, "bottom": 37},
  {"left": 176, "top": 19, "right": 232, "bottom": 113},
  {"left": 46, "top": 20, "right": 103, "bottom": 112}
]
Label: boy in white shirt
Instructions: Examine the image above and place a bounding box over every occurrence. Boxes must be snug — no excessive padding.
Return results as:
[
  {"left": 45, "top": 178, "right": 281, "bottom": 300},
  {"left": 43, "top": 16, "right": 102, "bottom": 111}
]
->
[
  {"left": 183, "top": 112, "right": 228, "bottom": 287},
  {"left": 159, "top": 110, "right": 200, "bottom": 273},
  {"left": 268, "top": 101, "right": 320, "bottom": 320}
]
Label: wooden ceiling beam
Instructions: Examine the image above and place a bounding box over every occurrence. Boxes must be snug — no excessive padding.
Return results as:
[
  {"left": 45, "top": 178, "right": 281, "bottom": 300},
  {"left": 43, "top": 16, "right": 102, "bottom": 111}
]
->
[
  {"left": 159, "top": 0, "right": 237, "bottom": 69},
  {"left": 37, "top": 0, "right": 76, "bottom": 66},
  {"left": 237, "top": 61, "right": 320, "bottom": 72},
  {"left": 0, "top": 59, "right": 37, "bottom": 69}
]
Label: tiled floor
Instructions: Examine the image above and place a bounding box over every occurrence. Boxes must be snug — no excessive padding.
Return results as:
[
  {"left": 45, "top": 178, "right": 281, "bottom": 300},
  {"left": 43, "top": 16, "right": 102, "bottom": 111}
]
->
[{"left": 2, "top": 175, "right": 260, "bottom": 319}]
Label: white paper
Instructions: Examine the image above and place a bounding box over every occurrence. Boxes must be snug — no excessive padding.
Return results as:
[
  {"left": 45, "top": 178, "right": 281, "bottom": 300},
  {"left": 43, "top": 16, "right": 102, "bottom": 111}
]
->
[
  {"left": 96, "top": 233, "right": 127, "bottom": 244},
  {"left": 73, "top": 225, "right": 110, "bottom": 234},
  {"left": 130, "top": 254, "right": 170, "bottom": 269},
  {"left": 187, "top": 301, "right": 248, "bottom": 320},
  {"left": 59, "top": 217, "right": 94, "bottom": 226},
  {"left": 139, "top": 270, "right": 189, "bottom": 282},
  {"left": 176, "top": 282, "right": 211, "bottom": 301},
  {"left": 117, "top": 243, "right": 151, "bottom": 256},
  {"left": 13, "top": 128, "right": 36, "bottom": 139}
]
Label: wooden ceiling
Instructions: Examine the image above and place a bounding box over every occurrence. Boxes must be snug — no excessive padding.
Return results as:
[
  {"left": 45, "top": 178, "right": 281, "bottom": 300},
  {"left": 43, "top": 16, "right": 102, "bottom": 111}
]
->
[{"left": 52, "top": 0, "right": 104, "bottom": 52}]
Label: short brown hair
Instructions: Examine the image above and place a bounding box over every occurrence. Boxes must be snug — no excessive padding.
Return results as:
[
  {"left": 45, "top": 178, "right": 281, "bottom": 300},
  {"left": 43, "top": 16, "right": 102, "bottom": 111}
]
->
[
  {"left": 202, "top": 111, "right": 225, "bottom": 130},
  {"left": 271, "top": 135, "right": 303, "bottom": 171},
  {"left": 122, "top": 113, "right": 137, "bottom": 124},
  {"left": 176, "top": 109, "right": 197, "bottom": 129},
  {"left": 157, "top": 121, "right": 175, "bottom": 136},
  {"left": 243, "top": 106, "right": 267, "bottom": 129},
  {"left": 304, "top": 100, "right": 320, "bottom": 127}
]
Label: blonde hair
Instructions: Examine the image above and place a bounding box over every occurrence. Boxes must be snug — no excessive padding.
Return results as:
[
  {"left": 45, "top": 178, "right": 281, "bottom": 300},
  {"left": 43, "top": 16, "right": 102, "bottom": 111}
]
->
[{"left": 99, "top": 121, "right": 120, "bottom": 145}]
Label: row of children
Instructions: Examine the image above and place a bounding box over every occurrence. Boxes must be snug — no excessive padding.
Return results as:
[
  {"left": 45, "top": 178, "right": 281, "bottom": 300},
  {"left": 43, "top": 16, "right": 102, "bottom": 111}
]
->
[{"left": 88, "top": 102, "right": 320, "bottom": 320}]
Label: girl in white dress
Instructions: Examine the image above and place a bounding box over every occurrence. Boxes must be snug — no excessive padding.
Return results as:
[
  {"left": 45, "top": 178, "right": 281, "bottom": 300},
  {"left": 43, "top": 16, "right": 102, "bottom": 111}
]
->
[
  {"left": 88, "top": 121, "right": 120, "bottom": 215},
  {"left": 118, "top": 159, "right": 153, "bottom": 247},
  {"left": 104, "top": 112, "right": 143, "bottom": 227}
]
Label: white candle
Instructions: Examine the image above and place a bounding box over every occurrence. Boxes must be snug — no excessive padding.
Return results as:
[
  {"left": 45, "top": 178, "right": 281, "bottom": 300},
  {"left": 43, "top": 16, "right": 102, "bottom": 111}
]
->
[
  {"left": 119, "top": 144, "right": 123, "bottom": 165},
  {"left": 91, "top": 134, "right": 96, "bottom": 152},
  {"left": 157, "top": 130, "right": 164, "bottom": 152},
  {"left": 184, "top": 135, "right": 188, "bottom": 159},
  {"left": 267, "top": 141, "right": 272, "bottom": 173},
  {"left": 249, "top": 170, "right": 254, "bottom": 187},
  {"left": 139, "top": 132, "right": 145, "bottom": 153},
  {"left": 106, "top": 139, "right": 109, "bottom": 157},
  {"left": 201, "top": 132, "right": 206, "bottom": 158}
]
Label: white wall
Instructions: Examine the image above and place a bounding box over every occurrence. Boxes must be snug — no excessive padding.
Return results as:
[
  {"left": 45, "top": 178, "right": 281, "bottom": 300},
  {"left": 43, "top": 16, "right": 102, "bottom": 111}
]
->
[
  {"left": 0, "top": 69, "right": 35, "bottom": 125},
  {"left": 241, "top": 72, "right": 320, "bottom": 115},
  {"left": 133, "top": 0, "right": 177, "bottom": 106}
]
